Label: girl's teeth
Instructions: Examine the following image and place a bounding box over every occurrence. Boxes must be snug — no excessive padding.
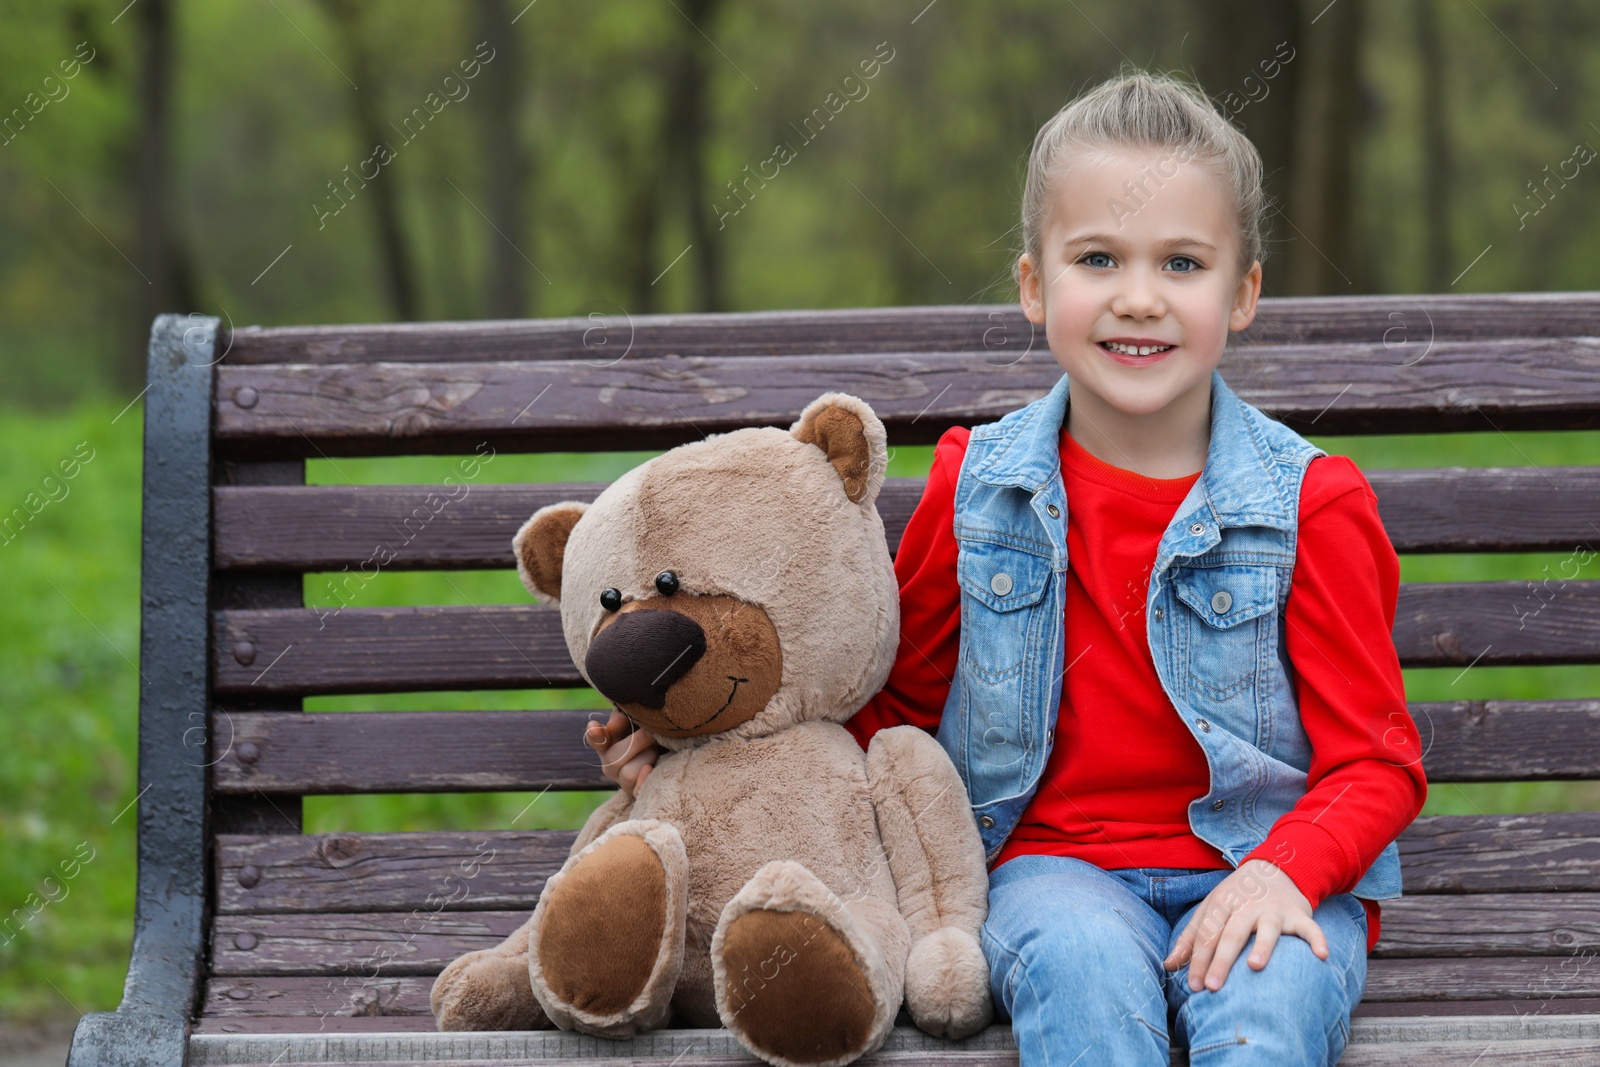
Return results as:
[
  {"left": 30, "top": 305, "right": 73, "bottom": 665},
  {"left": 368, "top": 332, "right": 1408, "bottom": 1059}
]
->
[{"left": 1104, "top": 341, "right": 1173, "bottom": 356}]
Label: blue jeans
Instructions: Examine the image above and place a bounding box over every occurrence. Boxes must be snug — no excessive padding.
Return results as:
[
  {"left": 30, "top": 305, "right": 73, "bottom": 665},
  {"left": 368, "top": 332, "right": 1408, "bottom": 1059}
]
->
[{"left": 981, "top": 856, "right": 1369, "bottom": 1066}]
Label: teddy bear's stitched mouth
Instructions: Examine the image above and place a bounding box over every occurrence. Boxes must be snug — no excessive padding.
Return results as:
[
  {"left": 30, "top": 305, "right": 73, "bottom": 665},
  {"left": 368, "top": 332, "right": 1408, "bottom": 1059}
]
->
[{"left": 690, "top": 675, "right": 748, "bottom": 729}]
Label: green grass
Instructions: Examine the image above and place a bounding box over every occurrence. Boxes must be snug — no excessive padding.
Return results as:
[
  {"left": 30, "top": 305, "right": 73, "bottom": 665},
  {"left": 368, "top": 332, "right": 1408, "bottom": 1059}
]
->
[{"left": 1, "top": 403, "right": 1596, "bottom": 1028}]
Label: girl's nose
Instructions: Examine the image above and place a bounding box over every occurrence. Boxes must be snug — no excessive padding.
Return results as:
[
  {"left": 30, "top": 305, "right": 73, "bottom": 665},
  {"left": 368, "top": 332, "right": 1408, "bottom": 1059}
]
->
[{"left": 1110, "top": 271, "right": 1165, "bottom": 319}]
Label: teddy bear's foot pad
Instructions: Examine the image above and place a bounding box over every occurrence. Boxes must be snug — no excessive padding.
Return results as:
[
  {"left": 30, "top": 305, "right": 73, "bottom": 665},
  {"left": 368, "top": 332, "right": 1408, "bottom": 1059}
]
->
[
  {"left": 714, "top": 861, "right": 894, "bottom": 1067},
  {"left": 432, "top": 948, "right": 551, "bottom": 1031},
  {"left": 530, "top": 819, "right": 687, "bottom": 1036}
]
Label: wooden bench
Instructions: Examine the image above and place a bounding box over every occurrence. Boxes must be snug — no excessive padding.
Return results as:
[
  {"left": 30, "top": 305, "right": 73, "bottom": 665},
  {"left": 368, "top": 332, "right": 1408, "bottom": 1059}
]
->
[{"left": 68, "top": 298, "right": 1600, "bottom": 1066}]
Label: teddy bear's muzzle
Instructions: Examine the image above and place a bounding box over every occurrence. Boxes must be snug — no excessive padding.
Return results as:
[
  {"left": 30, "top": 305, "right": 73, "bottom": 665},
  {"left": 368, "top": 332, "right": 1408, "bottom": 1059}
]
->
[{"left": 585, "top": 607, "right": 708, "bottom": 709}]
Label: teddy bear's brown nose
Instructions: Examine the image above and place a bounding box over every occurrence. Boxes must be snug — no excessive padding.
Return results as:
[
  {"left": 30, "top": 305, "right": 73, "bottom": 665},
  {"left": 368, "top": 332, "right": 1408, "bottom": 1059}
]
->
[{"left": 584, "top": 608, "right": 707, "bottom": 708}]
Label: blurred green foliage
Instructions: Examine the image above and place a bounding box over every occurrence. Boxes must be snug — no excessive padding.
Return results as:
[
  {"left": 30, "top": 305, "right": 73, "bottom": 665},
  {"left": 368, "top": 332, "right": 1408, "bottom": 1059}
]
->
[{"left": 2, "top": 1, "right": 1599, "bottom": 403}]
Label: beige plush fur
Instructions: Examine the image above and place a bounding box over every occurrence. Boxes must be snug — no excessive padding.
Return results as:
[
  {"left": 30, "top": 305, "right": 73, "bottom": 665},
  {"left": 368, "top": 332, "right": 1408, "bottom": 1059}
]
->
[{"left": 432, "top": 393, "right": 993, "bottom": 1067}]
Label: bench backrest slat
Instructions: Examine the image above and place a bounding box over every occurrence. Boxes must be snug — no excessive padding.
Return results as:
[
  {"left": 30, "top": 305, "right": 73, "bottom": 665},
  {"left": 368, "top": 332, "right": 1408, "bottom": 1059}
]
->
[
  {"left": 211, "top": 467, "right": 1600, "bottom": 573},
  {"left": 219, "top": 294, "right": 1600, "bottom": 365},
  {"left": 209, "top": 701, "right": 1600, "bottom": 796},
  {"left": 211, "top": 336, "right": 1600, "bottom": 460},
  {"left": 210, "top": 579, "right": 1600, "bottom": 697},
  {"left": 210, "top": 809, "right": 1600, "bottom": 916}
]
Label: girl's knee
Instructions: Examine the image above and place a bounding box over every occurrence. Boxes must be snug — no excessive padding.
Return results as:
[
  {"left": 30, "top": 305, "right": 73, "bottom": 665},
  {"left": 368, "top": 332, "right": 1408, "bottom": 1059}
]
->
[{"left": 981, "top": 903, "right": 1166, "bottom": 1014}]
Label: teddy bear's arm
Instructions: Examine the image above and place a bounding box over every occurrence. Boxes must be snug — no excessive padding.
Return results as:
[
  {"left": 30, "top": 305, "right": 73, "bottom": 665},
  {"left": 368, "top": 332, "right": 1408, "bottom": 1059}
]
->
[
  {"left": 864, "top": 725, "right": 988, "bottom": 943},
  {"left": 866, "top": 725, "right": 994, "bottom": 1038},
  {"left": 570, "top": 787, "right": 636, "bottom": 856}
]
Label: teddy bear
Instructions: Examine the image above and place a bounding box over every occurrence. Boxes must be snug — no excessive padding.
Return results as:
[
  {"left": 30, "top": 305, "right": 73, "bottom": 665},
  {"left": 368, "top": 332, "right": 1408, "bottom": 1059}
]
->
[{"left": 429, "top": 392, "right": 994, "bottom": 1067}]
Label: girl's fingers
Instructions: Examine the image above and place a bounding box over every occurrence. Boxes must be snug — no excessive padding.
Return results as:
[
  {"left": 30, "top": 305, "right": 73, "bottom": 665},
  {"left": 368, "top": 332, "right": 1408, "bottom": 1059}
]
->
[
  {"left": 1203, "top": 912, "right": 1256, "bottom": 991},
  {"left": 605, "top": 708, "right": 632, "bottom": 744},
  {"left": 584, "top": 709, "right": 629, "bottom": 751},
  {"left": 615, "top": 728, "right": 655, "bottom": 764},
  {"left": 1164, "top": 919, "right": 1198, "bottom": 970},
  {"left": 1184, "top": 908, "right": 1224, "bottom": 990},
  {"left": 620, "top": 752, "right": 655, "bottom": 796},
  {"left": 1287, "top": 912, "right": 1330, "bottom": 960},
  {"left": 1248, "top": 915, "right": 1282, "bottom": 970}
]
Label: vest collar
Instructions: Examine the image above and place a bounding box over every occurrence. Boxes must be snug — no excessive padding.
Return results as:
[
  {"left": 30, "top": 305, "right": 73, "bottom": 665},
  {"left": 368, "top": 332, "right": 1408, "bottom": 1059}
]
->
[{"left": 970, "top": 367, "right": 1297, "bottom": 530}]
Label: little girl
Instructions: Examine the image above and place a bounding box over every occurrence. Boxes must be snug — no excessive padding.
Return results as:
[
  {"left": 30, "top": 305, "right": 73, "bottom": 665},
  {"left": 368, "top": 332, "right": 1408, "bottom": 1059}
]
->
[{"left": 587, "top": 69, "right": 1427, "bottom": 1066}]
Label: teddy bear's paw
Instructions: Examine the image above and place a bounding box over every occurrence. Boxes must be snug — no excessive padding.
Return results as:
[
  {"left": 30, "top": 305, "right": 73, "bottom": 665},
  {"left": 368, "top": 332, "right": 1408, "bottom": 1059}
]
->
[
  {"left": 712, "top": 860, "right": 896, "bottom": 1067},
  {"left": 431, "top": 948, "right": 551, "bottom": 1031},
  {"left": 529, "top": 819, "right": 688, "bottom": 1039},
  {"left": 903, "top": 926, "right": 993, "bottom": 1040}
]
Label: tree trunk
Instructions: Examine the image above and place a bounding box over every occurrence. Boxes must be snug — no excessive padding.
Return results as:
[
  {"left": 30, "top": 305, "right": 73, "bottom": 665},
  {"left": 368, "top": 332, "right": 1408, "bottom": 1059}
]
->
[
  {"left": 616, "top": 126, "right": 664, "bottom": 315},
  {"left": 318, "top": 0, "right": 421, "bottom": 320},
  {"left": 476, "top": 0, "right": 530, "bottom": 318},
  {"left": 134, "top": 0, "right": 200, "bottom": 390},
  {"left": 1193, "top": 0, "right": 1302, "bottom": 297},
  {"left": 662, "top": 0, "right": 725, "bottom": 311},
  {"left": 1282, "top": 0, "right": 1365, "bottom": 295},
  {"left": 1415, "top": 0, "right": 1454, "bottom": 292}
]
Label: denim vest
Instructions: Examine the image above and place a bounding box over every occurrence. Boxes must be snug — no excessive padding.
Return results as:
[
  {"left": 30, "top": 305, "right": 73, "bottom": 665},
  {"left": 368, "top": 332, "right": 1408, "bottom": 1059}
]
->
[{"left": 934, "top": 368, "right": 1402, "bottom": 900}]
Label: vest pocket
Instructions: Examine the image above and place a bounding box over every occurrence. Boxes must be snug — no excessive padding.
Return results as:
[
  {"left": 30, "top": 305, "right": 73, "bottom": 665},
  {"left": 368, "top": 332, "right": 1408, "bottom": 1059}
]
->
[
  {"left": 955, "top": 539, "right": 1052, "bottom": 683},
  {"left": 1170, "top": 563, "right": 1281, "bottom": 701}
]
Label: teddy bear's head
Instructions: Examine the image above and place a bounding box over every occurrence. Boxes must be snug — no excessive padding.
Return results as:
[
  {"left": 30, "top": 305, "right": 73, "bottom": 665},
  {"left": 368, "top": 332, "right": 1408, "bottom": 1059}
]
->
[{"left": 513, "top": 393, "right": 899, "bottom": 752}]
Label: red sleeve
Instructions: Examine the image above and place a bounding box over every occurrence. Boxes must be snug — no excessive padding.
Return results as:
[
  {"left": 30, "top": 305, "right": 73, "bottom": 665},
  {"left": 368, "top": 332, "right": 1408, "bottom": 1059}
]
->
[
  {"left": 1242, "top": 455, "right": 1428, "bottom": 908},
  {"left": 844, "top": 426, "right": 970, "bottom": 750}
]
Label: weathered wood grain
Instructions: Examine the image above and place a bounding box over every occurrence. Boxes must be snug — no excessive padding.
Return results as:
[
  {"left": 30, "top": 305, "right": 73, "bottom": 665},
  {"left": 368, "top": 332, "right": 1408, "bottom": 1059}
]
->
[
  {"left": 1363, "top": 958, "right": 1600, "bottom": 1001},
  {"left": 1401, "top": 701, "right": 1600, "bottom": 781},
  {"left": 205, "top": 894, "right": 1600, "bottom": 977},
  {"left": 188, "top": 997, "right": 1600, "bottom": 1031},
  {"left": 218, "top": 294, "right": 1600, "bottom": 365},
  {"left": 211, "top": 709, "right": 613, "bottom": 793},
  {"left": 216, "top": 829, "right": 578, "bottom": 914},
  {"left": 214, "top": 814, "right": 1600, "bottom": 916},
  {"left": 1398, "top": 814, "right": 1600, "bottom": 894},
  {"left": 211, "top": 337, "right": 1600, "bottom": 459},
  {"left": 1375, "top": 895, "right": 1600, "bottom": 957},
  {"left": 209, "top": 581, "right": 1600, "bottom": 695},
  {"left": 195, "top": 956, "right": 1600, "bottom": 1020},
  {"left": 210, "top": 909, "right": 530, "bottom": 977},
  {"left": 210, "top": 468, "right": 1600, "bottom": 573},
  {"left": 208, "top": 700, "right": 1600, "bottom": 796}
]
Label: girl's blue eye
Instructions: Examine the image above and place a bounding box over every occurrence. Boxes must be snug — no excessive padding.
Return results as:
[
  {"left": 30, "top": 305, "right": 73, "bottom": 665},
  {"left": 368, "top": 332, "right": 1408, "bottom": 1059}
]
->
[
  {"left": 1168, "top": 255, "right": 1200, "bottom": 273},
  {"left": 1080, "top": 252, "right": 1114, "bottom": 269}
]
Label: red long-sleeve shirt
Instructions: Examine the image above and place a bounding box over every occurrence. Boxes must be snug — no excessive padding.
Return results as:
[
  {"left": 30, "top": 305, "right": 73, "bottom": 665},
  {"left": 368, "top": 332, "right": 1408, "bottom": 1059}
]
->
[{"left": 845, "top": 425, "right": 1427, "bottom": 952}]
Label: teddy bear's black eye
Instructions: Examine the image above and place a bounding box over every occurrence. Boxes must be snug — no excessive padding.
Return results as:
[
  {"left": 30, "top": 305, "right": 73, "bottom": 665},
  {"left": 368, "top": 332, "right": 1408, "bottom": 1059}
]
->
[
  {"left": 654, "top": 570, "right": 680, "bottom": 596},
  {"left": 600, "top": 587, "right": 623, "bottom": 612}
]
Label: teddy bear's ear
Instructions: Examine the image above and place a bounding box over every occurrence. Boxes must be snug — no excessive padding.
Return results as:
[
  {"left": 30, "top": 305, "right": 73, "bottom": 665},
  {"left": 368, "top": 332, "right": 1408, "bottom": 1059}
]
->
[
  {"left": 512, "top": 502, "right": 589, "bottom": 604},
  {"left": 789, "top": 392, "right": 888, "bottom": 507}
]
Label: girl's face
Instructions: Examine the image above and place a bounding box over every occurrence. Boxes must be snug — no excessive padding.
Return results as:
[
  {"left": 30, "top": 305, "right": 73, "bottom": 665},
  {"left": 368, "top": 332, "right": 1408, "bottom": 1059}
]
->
[{"left": 1018, "top": 145, "right": 1261, "bottom": 424}]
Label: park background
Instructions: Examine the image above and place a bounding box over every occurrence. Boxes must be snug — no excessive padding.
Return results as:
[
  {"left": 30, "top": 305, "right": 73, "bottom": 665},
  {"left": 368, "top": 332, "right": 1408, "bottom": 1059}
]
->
[{"left": 2, "top": 0, "right": 1598, "bottom": 1047}]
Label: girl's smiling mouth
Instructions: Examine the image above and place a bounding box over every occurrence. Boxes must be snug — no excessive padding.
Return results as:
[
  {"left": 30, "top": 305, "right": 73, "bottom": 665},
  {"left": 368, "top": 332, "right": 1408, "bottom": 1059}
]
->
[{"left": 1097, "top": 338, "right": 1177, "bottom": 365}]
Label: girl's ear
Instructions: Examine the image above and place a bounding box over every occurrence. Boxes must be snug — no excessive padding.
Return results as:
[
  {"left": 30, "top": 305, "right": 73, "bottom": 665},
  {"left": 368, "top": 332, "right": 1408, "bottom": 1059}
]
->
[
  {"left": 513, "top": 502, "right": 589, "bottom": 604},
  {"left": 789, "top": 392, "right": 888, "bottom": 507},
  {"left": 1019, "top": 253, "right": 1047, "bottom": 324},
  {"left": 1229, "top": 259, "right": 1263, "bottom": 332}
]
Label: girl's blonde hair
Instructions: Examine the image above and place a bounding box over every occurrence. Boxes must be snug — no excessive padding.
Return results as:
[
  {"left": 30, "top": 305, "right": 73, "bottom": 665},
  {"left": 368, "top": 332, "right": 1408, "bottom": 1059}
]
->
[{"left": 1014, "top": 68, "right": 1267, "bottom": 288}]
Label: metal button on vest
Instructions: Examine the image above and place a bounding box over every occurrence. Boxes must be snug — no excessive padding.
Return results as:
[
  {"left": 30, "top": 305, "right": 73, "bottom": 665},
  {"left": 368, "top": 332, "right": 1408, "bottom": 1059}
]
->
[
  {"left": 990, "top": 572, "right": 1013, "bottom": 596},
  {"left": 1189, "top": 522, "right": 1206, "bottom": 535},
  {"left": 1196, "top": 718, "right": 1212, "bottom": 732},
  {"left": 1152, "top": 606, "right": 1163, "bottom": 621},
  {"left": 1211, "top": 589, "right": 1233, "bottom": 614},
  {"left": 1047, "top": 504, "right": 1060, "bottom": 518},
  {"left": 979, "top": 815, "right": 995, "bottom": 828},
  {"left": 1211, "top": 799, "right": 1226, "bottom": 811}
]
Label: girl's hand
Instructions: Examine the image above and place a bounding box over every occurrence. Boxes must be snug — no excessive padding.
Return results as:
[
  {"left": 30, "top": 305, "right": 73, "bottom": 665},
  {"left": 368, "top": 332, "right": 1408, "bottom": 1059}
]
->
[
  {"left": 1163, "top": 859, "right": 1328, "bottom": 992},
  {"left": 584, "top": 709, "right": 662, "bottom": 798}
]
